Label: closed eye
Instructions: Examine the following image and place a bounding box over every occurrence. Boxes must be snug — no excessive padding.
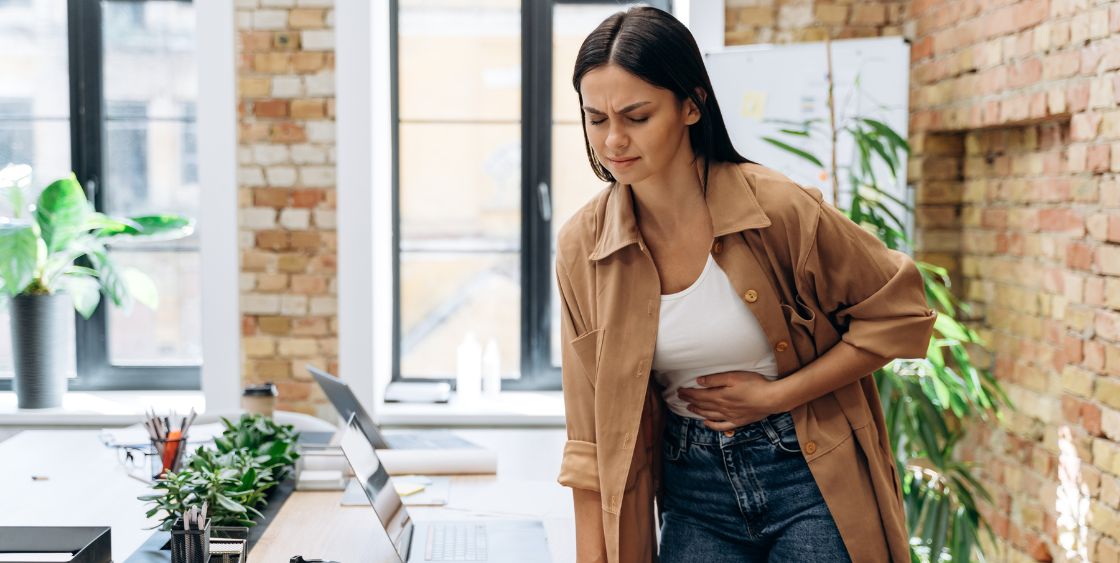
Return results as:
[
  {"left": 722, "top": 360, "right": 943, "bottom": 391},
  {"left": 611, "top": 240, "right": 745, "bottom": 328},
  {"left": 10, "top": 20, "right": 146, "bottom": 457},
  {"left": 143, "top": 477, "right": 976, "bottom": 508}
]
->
[{"left": 589, "top": 117, "right": 649, "bottom": 126}]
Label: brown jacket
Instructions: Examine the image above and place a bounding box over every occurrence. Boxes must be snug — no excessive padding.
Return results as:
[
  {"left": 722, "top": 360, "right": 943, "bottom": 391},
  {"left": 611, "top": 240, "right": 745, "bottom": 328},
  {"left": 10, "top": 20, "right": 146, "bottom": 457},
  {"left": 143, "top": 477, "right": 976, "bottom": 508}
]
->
[{"left": 554, "top": 159, "right": 937, "bottom": 562}]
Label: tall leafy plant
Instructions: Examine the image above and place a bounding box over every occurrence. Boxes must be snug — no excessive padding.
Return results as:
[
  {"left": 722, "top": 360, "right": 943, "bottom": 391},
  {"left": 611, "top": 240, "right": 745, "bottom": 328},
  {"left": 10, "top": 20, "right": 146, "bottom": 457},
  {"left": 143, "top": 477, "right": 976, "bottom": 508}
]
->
[
  {"left": 761, "top": 40, "right": 1012, "bottom": 563},
  {"left": 0, "top": 164, "right": 194, "bottom": 317}
]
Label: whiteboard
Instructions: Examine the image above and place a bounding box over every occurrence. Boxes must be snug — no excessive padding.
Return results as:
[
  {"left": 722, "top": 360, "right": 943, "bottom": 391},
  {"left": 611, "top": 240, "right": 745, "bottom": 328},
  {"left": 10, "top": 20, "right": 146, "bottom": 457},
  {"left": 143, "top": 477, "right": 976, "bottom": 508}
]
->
[{"left": 703, "top": 36, "right": 912, "bottom": 238}]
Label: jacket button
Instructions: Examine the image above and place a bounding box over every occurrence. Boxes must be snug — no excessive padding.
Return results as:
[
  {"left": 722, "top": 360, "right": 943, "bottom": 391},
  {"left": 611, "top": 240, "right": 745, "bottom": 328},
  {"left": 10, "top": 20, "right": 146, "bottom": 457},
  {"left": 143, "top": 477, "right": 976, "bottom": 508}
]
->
[
  {"left": 775, "top": 340, "right": 788, "bottom": 352},
  {"left": 804, "top": 441, "right": 817, "bottom": 455},
  {"left": 723, "top": 430, "right": 735, "bottom": 437},
  {"left": 743, "top": 289, "right": 758, "bottom": 303}
]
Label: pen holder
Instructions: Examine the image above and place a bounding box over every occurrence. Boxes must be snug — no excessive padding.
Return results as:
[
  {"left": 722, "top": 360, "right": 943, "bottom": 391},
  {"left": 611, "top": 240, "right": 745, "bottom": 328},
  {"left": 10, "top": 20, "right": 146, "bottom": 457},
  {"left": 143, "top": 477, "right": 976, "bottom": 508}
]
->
[
  {"left": 170, "top": 517, "right": 211, "bottom": 563},
  {"left": 151, "top": 435, "right": 188, "bottom": 479}
]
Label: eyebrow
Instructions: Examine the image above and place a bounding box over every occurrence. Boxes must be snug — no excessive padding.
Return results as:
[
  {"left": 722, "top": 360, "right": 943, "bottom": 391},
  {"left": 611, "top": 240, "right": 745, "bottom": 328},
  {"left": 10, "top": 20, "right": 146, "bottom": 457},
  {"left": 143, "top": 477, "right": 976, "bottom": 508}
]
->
[{"left": 581, "top": 101, "right": 651, "bottom": 115}]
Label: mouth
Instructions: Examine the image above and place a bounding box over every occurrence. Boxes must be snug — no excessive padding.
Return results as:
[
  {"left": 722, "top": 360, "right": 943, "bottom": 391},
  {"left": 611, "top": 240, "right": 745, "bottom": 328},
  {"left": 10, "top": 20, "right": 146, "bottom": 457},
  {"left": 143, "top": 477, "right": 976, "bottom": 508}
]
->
[{"left": 607, "top": 156, "right": 640, "bottom": 164}]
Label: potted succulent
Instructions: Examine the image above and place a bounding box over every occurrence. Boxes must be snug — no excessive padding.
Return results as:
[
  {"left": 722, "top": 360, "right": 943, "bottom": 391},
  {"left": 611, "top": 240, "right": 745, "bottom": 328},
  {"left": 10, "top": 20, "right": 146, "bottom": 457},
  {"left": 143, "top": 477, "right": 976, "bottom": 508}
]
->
[{"left": 0, "top": 164, "right": 194, "bottom": 408}]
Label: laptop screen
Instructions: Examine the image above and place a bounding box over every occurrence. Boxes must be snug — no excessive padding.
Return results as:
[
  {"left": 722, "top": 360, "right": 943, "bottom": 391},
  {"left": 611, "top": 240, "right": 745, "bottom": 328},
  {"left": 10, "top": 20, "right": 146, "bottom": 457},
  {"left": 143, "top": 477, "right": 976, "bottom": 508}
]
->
[
  {"left": 339, "top": 413, "right": 412, "bottom": 560},
  {"left": 308, "top": 364, "right": 391, "bottom": 449}
]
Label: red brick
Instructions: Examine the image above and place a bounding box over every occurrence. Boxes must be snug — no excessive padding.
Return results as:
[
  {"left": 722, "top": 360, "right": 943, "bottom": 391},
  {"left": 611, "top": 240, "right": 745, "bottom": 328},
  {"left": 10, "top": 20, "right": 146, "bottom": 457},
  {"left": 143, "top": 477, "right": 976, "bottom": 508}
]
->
[
  {"left": 290, "top": 231, "right": 321, "bottom": 250},
  {"left": 1089, "top": 144, "right": 1112, "bottom": 173},
  {"left": 254, "top": 99, "right": 288, "bottom": 118},
  {"left": 256, "top": 230, "right": 290, "bottom": 250},
  {"left": 1067, "top": 241, "right": 1094, "bottom": 270},
  {"left": 290, "top": 274, "right": 328, "bottom": 294},
  {"left": 253, "top": 187, "right": 289, "bottom": 208},
  {"left": 291, "top": 188, "right": 323, "bottom": 208},
  {"left": 269, "top": 122, "right": 307, "bottom": 143}
]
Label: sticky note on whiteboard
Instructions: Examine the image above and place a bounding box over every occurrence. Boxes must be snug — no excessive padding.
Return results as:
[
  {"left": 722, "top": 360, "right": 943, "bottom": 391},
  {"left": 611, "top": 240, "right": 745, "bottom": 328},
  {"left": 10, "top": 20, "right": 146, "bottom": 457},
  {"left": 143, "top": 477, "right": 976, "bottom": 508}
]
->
[{"left": 740, "top": 91, "right": 767, "bottom": 119}]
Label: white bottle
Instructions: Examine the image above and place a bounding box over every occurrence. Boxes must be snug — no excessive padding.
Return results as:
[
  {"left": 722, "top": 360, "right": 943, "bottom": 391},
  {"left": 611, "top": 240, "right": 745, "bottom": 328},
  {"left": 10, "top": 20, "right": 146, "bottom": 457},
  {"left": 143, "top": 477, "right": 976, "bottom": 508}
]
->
[
  {"left": 482, "top": 338, "right": 501, "bottom": 398},
  {"left": 456, "top": 331, "right": 482, "bottom": 403}
]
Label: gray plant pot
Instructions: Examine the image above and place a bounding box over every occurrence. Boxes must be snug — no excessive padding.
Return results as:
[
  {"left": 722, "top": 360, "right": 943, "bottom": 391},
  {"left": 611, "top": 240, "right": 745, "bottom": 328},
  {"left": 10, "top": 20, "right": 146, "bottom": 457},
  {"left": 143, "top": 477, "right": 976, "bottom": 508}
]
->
[{"left": 10, "top": 293, "right": 72, "bottom": 409}]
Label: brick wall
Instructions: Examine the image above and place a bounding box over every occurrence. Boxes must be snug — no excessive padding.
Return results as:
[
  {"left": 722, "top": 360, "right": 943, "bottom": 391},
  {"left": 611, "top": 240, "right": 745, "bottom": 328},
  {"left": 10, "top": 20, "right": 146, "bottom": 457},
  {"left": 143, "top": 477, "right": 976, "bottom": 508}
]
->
[
  {"left": 235, "top": 0, "right": 337, "bottom": 418},
  {"left": 909, "top": 0, "right": 1120, "bottom": 560},
  {"left": 728, "top": 0, "right": 1120, "bottom": 560},
  {"left": 725, "top": 0, "right": 908, "bottom": 44}
]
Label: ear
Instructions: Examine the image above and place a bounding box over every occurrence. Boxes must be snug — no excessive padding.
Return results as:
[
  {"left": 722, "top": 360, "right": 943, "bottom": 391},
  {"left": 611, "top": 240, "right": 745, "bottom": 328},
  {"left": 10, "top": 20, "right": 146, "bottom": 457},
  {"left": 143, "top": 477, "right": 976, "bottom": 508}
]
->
[{"left": 684, "top": 87, "right": 706, "bottom": 126}]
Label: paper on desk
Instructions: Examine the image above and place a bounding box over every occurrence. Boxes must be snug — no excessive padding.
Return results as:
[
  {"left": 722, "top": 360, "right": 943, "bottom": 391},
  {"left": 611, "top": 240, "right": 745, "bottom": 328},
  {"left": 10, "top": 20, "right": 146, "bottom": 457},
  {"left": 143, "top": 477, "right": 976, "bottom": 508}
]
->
[
  {"left": 300, "top": 448, "right": 498, "bottom": 476},
  {"left": 377, "top": 448, "right": 497, "bottom": 475},
  {"left": 341, "top": 476, "right": 450, "bottom": 506},
  {"left": 0, "top": 554, "right": 74, "bottom": 562}
]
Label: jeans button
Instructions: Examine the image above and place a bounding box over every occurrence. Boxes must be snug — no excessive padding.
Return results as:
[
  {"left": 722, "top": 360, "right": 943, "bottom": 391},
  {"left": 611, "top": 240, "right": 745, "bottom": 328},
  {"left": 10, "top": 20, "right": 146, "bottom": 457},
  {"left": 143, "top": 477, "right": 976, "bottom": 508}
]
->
[{"left": 723, "top": 430, "right": 734, "bottom": 437}]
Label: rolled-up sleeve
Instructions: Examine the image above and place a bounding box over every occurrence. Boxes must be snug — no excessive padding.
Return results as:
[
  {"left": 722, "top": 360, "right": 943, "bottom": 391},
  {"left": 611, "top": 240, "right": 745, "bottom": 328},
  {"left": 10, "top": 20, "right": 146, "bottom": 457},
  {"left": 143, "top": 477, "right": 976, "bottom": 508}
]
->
[
  {"left": 555, "top": 256, "right": 611, "bottom": 563},
  {"left": 798, "top": 198, "right": 936, "bottom": 360},
  {"left": 555, "top": 257, "right": 601, "bottom": 491}
]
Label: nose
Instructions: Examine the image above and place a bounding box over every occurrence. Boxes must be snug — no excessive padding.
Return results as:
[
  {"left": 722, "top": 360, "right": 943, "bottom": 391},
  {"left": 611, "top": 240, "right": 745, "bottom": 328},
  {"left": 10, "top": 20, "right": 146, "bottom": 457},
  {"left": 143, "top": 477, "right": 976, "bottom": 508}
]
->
[{"left": 605, "top": 120, "right": 629, "bottom": 152}]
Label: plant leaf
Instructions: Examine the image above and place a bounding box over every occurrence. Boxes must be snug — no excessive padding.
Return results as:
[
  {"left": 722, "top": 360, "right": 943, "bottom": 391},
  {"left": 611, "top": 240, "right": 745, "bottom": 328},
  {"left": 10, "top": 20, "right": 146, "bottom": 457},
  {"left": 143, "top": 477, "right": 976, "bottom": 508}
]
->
[
  {"left": 0, "top": 222, "right": 38, "bottom": 296},
  {"left": 60, "top": 273, "right": 101, "bottom": 319},
  {"left": 34, "top": 174, "right": 91, "bottom": 254},
  {"left": 121, "top": 267, "right": 159, "bottom": 309}
]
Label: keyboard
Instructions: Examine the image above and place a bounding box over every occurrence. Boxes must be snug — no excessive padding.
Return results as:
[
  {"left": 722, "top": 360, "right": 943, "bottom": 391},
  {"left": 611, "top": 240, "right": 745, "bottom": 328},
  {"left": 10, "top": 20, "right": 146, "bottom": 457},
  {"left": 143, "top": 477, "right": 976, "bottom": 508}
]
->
[{"left": 424, "top": 523, "right": 488, "bottom": 561}]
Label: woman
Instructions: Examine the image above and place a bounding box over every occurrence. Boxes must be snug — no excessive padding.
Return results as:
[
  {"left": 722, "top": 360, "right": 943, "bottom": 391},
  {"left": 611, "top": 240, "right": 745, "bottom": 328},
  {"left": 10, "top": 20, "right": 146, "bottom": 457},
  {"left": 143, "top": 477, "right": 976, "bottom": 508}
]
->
[{"left": 554, "top": 6, "right": 936, "bottom": 563}]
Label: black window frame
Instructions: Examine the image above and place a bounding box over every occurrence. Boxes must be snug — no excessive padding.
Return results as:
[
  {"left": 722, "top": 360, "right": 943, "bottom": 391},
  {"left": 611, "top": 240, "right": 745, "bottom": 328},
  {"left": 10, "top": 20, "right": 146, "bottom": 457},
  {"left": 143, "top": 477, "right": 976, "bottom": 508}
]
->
[
  {"left": 0, "top": 0, "right": 200, "bottom": 391},
  {"left": 391, "top": 0, "right": 671, "bottom": 391}
]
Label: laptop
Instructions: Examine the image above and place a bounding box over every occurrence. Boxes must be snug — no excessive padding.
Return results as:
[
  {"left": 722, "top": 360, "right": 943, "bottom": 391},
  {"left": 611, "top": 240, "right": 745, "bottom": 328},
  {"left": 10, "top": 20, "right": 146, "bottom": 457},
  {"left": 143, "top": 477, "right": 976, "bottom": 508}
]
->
[
  {"left": 339, "top": 413, "right": 552, "bottom": 562},
  {"left": 308, "top": 365, "right": 476, "bottom": 450}
]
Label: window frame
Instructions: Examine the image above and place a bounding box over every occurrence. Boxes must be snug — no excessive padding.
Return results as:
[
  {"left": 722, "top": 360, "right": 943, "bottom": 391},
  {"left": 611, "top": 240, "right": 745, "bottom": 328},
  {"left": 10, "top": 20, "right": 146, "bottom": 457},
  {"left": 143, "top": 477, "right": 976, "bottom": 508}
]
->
[
  {"left": 0, "top": 0, "right": 200, "bottom": 392},
  {"left": 390, "top": 0, "right": 670, "bottom": 391}
]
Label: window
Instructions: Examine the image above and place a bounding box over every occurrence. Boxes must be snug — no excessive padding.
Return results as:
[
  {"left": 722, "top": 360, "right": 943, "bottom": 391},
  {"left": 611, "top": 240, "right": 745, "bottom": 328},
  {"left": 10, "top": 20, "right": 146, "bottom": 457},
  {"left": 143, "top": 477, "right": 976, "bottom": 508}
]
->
[
  {"left": 0, "top": 0, "right": 200, "bottom": 390},
  {"left": 393, "top": 0, "right": 671, "bottom": 390}
]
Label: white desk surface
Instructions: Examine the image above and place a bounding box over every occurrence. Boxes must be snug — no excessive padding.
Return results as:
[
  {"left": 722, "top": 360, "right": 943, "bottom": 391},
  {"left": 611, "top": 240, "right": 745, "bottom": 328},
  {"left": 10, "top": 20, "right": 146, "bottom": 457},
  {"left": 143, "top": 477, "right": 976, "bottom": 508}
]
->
[{"left": 0, "top": 428, "right": 574, "bottom": 562}]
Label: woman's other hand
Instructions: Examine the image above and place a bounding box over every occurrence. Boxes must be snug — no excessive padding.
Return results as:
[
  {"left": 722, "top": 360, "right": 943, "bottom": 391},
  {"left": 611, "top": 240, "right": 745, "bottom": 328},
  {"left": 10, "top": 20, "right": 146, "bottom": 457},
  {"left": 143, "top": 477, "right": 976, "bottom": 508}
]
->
[{"left": 676, "top": 371, "right": 788, "bottom": 432}]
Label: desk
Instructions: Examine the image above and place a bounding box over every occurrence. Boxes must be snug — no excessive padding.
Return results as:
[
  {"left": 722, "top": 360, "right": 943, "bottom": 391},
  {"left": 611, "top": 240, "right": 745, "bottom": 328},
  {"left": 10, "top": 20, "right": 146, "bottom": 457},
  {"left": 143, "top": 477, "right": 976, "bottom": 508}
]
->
[{"left": 0, "top": 429, "right": 575, "bottom": 562}]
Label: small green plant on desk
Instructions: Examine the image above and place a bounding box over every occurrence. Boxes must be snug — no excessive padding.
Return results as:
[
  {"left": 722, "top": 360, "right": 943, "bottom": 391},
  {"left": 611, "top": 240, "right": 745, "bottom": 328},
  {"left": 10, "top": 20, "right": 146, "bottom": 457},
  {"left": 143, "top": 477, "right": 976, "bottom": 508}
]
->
[{"left": 140, "top": 414, "right": 301, "bottom": 530}]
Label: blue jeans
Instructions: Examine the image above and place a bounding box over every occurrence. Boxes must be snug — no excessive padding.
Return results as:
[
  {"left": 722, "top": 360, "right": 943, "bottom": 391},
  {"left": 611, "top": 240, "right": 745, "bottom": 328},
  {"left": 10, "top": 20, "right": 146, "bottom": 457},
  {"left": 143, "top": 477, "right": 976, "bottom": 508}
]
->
[{"left": 658, "top": 409, "right": 852, "bottom": 562}]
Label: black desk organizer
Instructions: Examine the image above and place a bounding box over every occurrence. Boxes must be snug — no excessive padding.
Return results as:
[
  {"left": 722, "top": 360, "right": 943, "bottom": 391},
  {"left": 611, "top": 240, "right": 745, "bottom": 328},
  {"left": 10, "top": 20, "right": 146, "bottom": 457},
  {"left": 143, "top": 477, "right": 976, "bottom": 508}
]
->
[
  {"left": 124, "top": 430, "right": 331, "bottom": 562},
  {"left": 124, "top": 477, "right": 295, "bottom": 563},
  {"left": 0, "top": 526, "right": 111, "bottom": 563}
]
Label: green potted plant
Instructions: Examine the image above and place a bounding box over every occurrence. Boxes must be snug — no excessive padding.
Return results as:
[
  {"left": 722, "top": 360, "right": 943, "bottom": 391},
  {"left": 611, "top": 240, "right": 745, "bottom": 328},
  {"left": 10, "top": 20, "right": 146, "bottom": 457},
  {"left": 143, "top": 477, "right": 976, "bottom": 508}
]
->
[
  {"left": 0, "top": 164, "right": 193, "bottom": 408},
  {"left": 758, "top": 37, "right": 1012, "bottom": 562},
  {"left": 140, "top": 414, "right": 301, "bottom": 531}
]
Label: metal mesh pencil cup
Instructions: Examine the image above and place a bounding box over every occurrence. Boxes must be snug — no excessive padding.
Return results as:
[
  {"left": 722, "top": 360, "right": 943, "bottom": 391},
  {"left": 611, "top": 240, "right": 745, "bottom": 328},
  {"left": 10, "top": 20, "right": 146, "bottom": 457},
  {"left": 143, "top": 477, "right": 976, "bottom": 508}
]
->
[{"left": 170, "top": 517, "right": 211, "bottom": 563}]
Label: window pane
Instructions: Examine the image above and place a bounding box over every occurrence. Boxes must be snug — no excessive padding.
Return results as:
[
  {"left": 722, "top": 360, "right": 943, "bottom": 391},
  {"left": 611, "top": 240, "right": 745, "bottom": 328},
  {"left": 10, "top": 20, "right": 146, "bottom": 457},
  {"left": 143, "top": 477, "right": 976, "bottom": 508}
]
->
[
  {"left": 0, "top": 0, "right": 72, "bottom": 376},
  {"left": 398, "top": 0, "right": 521, "bottom": 379},
  {"left": 399, "top": 123, "right": 520, "bottom": 242},
  {"left": 398, "top": 0, "right": 520, "bottom": 123},
  {"left": 102, "top": 0, "right": 201, "bottom": 366},
  {"left": 103, "top": 0, "right": 196, "bottom": 120},
  {"left": 549, "top": 4, "right": 619, "bottom": 367},
  {"left": 107, "top": 249, "right": 202, "bottom": 365},
  {"left": 399, "top": 252, "right": 519, "bottom": 379}
]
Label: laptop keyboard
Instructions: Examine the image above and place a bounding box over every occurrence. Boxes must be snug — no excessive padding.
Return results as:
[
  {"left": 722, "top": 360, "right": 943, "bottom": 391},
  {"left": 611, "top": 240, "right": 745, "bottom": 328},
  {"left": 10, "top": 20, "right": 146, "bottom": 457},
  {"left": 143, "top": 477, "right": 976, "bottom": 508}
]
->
[{"left": 424, "top": 523, "right": 488, "bottom": 561}]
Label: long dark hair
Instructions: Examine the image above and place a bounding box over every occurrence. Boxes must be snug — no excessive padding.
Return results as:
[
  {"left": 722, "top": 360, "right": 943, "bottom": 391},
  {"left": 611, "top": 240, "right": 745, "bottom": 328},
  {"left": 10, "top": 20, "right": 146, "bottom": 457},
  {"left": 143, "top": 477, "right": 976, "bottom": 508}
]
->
[{"left": 572, "top": 5, "right": 756, "bottom": 193}]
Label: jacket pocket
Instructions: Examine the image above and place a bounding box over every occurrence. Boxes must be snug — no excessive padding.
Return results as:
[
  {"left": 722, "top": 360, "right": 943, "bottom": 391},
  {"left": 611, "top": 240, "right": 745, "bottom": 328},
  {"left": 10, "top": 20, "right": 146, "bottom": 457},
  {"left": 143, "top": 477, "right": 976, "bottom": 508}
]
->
[
  {"left": 780, "top": 294, "right": 818, "bottom": 360},
  {"left": 569, "top": 328, "right": 604, "bottom": 389}
]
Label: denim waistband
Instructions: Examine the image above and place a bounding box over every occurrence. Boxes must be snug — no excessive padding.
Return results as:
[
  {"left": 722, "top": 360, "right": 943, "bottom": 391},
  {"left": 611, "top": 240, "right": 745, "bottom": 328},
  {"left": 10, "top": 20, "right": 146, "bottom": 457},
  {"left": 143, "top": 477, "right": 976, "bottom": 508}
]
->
[{"left": 663, "top": 408, "right": 795, "bottom": 450}]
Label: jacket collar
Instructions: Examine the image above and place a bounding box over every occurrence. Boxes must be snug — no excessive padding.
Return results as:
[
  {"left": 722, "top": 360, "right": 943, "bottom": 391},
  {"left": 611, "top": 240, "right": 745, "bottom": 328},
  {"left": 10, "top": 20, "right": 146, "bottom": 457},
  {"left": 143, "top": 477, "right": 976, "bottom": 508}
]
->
[{"left": 587, "top": 158, "right": 772, "bottom": 261}]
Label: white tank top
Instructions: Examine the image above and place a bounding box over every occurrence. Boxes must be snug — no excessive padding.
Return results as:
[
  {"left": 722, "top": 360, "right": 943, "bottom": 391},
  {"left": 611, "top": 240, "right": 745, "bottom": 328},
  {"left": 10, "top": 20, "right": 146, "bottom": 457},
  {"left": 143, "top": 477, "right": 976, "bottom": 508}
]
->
[{"left": 652, "top": 253, "right": 779, "bottom": 419}]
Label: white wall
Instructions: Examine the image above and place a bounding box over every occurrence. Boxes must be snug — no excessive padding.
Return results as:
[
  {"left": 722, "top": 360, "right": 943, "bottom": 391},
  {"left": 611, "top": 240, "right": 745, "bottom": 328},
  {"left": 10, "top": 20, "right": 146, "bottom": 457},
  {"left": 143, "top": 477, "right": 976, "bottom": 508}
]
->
[
  {"left": 336, "top": 0, "right": 394, "bottom": 415},
  {"left": 196, "top": 0, "right": 240, "bottom": 412}
]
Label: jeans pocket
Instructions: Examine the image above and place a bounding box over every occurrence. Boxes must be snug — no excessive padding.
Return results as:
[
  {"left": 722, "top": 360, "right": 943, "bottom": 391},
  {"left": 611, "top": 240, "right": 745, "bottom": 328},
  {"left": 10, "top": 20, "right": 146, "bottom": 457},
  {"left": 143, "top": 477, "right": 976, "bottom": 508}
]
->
[
  {"left": 662, "top": 435, "right": 684, "bottom": 462},
  {"left": 772, "top": 417, "right": 802, "bottom": 455}
]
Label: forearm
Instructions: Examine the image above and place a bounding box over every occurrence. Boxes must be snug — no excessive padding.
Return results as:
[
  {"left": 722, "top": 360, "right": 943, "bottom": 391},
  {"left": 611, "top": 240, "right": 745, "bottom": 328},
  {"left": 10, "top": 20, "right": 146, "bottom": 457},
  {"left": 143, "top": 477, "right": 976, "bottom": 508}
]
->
[
  {"left": 773, "top": 340, "right": 893, "bottom": 412},
  {"left": 572, "top": 488, "right": 609, "bottom": 563}
]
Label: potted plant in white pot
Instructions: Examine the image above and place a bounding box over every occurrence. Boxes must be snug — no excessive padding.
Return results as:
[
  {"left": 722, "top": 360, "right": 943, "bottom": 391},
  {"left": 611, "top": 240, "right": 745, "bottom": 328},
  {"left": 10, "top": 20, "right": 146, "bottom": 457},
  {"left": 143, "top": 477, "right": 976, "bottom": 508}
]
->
[{"left": 0, "top": 164, "right": 194, "bottom": 408}]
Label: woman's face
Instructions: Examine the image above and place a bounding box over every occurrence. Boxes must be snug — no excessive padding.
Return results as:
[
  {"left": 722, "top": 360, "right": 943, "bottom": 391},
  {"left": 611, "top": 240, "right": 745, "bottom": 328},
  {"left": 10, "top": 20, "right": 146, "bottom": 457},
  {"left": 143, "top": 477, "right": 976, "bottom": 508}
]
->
[{"left": 579, "top": 63, "right": 702, "bottom": 184}]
